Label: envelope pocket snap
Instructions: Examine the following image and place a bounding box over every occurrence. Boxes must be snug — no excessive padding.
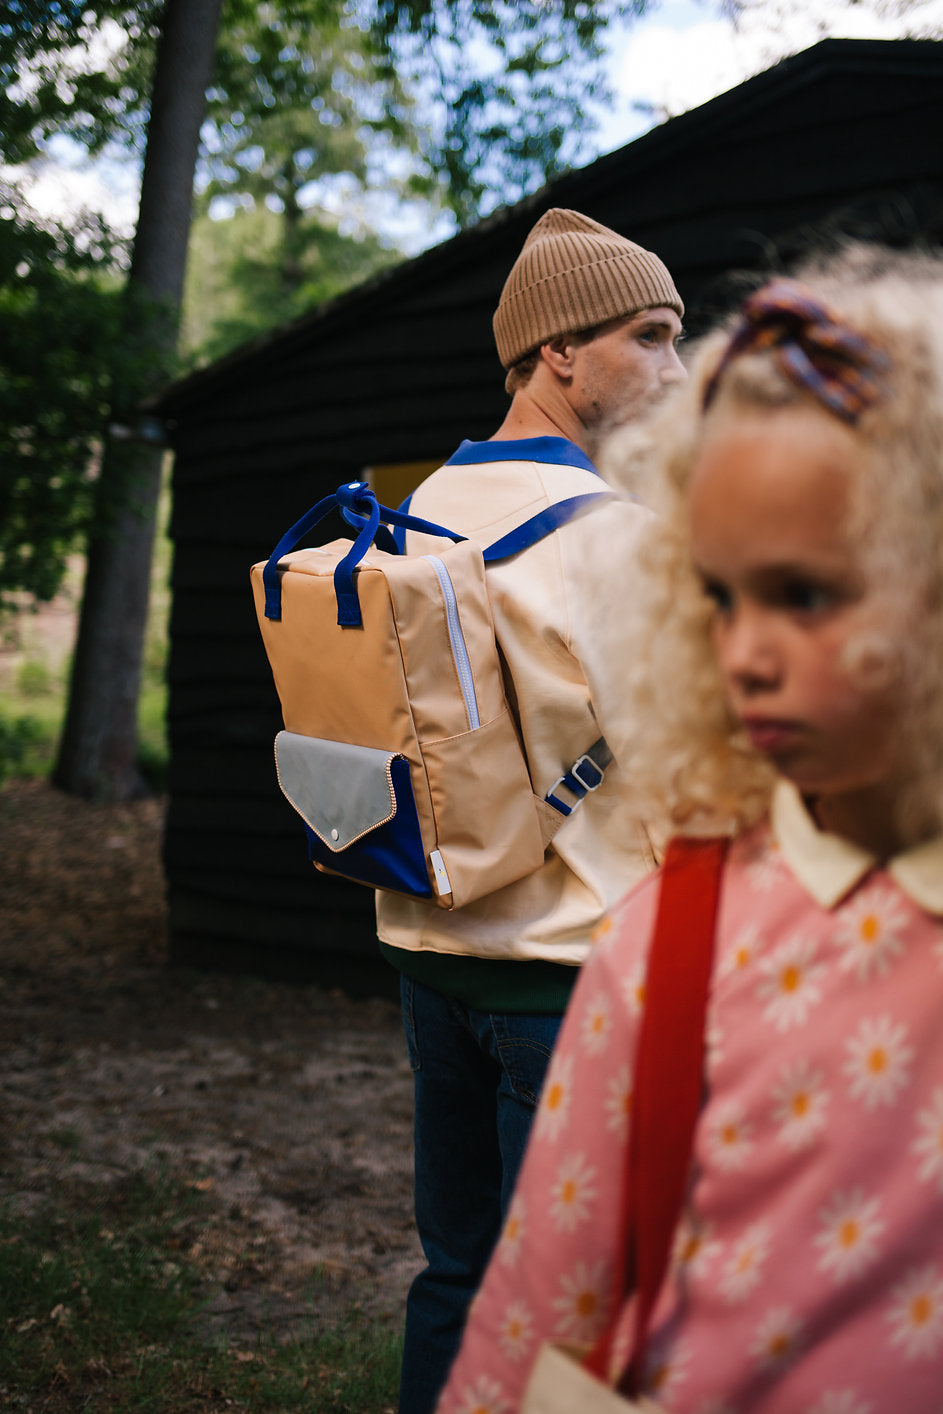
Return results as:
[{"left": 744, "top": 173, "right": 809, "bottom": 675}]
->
[{"left": 273, "top": 731, "right": 432, "bottom": 896}]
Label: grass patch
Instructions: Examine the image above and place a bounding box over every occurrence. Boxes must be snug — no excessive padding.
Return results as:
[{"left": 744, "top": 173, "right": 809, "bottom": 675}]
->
[
  {"left": 0, "top": 475, "right": 172, "bottom": 790},
  {"left": 0, "top": 1167, "right": 401, "bottom": 1412},
  {"left": 0, "top": 678, "right": 168, "bottom": 789}
]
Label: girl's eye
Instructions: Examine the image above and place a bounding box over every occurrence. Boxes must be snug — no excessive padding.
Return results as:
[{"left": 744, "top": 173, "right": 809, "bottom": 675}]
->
[
  {"left": 701, "top": 577, "right": 733, "bottom": 613},
  {"left": 778, "top": 578, "right": 834, "bottom": 613}
]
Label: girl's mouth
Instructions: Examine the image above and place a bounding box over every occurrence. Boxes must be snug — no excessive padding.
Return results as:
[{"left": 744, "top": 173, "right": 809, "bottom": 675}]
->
[{"left": 740, "top": 717, "right": 801, "bottom": 755}]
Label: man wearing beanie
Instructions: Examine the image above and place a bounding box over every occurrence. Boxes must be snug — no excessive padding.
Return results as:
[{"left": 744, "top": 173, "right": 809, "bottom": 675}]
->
[{"left": 376, "top": 208, "right": 684, "bottom": 1414}]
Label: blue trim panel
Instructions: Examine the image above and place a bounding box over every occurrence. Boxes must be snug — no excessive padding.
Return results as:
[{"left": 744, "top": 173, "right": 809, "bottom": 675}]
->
[
  {"left": 445, "top": 436, "right": 600, "bottom": 477},
  {"left": 303, "top": 755, "right": 433, "bottom": 897}
]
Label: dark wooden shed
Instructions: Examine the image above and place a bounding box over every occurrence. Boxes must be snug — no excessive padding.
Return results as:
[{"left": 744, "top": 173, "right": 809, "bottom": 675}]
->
[{"left": 155, "top": 37, "right": 943, "bottom": 993}]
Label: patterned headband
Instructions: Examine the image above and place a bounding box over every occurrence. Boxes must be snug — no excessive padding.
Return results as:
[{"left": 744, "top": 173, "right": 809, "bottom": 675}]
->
[{"left": 702, "top": 278, "right": 889, "bottom": 423}]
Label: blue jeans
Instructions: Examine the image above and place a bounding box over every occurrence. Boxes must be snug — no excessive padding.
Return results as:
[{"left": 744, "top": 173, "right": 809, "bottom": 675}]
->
[{"left": 398, "top": 976, "right": 562, "bottom": 1414}]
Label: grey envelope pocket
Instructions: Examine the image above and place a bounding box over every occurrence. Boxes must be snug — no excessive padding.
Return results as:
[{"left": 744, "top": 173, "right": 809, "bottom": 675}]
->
[{"left": 274, "top": 731, "right": 397, "bottom": 851}]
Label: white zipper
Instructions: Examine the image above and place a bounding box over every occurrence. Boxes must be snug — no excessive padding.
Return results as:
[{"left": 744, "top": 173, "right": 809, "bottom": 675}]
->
[{"left": 424, "top": 555, "right": 480, "bottom": 730}]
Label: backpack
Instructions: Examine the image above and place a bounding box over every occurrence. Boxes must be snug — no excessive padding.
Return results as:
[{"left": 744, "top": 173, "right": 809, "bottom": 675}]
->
[{"left": 250, "top": 478, "right": 614, "bottom": 910}]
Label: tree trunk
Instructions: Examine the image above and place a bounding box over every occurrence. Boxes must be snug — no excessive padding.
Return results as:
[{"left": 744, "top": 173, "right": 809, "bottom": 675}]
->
[{"left": 53, "top": 0, "right": 222, "bottom": 800}]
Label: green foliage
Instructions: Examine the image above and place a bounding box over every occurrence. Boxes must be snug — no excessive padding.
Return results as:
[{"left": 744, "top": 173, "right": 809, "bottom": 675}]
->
[
  {"left": 0, "top": 711, "right": 45, "bottom": 785},
  {"left": 0, "top": 197, "right": 125, "bottom": 609},
  {"left": 0, "top": 1, "right": 160, "bottom": 163},
  {"left": 3, "top": 2, "right": 648, "bottom": 245},
  {"left": 0, "top": 1166, "right": 403, "bottom": 1412},
  {"left": 183, "top": 200, "right": 401, "bottom": 362},
  {"left": 203, "top": 0, "right": 412, "bottom": 207},
  {"left": 16, "top": 657, "right": 53, "bottom": 696},
  {"left": 372, "top": 0, "right": 648, "bottom": 226},
  {"left": 0, "top": 670, "right": 167, "bottom": 786}
]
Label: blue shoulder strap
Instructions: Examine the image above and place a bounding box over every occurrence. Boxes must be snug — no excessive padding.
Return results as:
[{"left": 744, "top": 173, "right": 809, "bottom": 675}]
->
[{"left": 482, "top": 492, "right": 611, "bottom": 562}]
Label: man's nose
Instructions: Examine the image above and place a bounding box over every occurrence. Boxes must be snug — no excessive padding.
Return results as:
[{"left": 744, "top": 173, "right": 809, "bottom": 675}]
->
[{"left": 660, "top": 345, "right": 687, "bottom": 384}]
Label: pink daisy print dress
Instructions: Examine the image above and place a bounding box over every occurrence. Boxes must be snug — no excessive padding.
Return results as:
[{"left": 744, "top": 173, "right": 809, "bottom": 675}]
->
[{"left": 435, "top": 783, "right": 943, "bottom": 1414}]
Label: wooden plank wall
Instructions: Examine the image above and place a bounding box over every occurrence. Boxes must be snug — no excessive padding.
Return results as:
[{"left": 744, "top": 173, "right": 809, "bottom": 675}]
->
[{"left": 160, "top": 40, "right": 943, "bottom": 990}]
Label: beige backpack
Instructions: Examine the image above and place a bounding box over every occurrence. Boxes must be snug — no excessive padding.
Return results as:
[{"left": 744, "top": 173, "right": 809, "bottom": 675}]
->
[{"left": 250, "top": 480, "right": 612, "bottom": 910}]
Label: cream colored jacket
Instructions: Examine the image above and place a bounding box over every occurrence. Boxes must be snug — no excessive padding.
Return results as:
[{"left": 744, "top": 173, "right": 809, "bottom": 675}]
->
[{"left": 375, "top": 439, "right": 655, "bottom": 965}]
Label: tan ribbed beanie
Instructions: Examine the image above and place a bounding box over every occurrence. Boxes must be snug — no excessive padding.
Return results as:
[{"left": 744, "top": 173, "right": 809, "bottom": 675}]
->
[{"left": 493, "top": 208, "right": 683, "bottom": 370}]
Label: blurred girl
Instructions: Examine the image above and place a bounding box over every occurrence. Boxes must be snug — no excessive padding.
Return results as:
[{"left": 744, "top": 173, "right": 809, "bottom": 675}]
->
[{"left": 435, "top": 245, "right": 943, "bottom": 1414}]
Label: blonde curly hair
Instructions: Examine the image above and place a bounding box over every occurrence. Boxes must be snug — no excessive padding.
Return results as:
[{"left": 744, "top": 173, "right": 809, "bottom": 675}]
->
[{"left": 601, "top": 243, "right": 943, "bottom": 845}]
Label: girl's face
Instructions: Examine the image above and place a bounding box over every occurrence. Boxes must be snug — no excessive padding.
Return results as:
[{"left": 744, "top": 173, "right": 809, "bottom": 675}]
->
[{"left": 689, "top": 401, "right": 902, "bottom": 854}]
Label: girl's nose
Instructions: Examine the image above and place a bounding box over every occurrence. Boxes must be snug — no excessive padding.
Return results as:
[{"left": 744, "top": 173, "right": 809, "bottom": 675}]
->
[{"left": 716, "top": 606, "right": 781, "bottom": 693}]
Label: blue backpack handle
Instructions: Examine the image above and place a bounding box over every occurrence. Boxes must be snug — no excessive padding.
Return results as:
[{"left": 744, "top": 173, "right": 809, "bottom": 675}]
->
[
  {"left": 262, "top": 480, "right": 614, "bottom": 627},
  {"left": 262, "top": 481, "right": 464, "bottom": 624}
]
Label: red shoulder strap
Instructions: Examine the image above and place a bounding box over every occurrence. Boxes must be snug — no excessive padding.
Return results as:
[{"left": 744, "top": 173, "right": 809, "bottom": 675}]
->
[{"left": 584, "top": 835, "right": 728, "bottom": 1389}]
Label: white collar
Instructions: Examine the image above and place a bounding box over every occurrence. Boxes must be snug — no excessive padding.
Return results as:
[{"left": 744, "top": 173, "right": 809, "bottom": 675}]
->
[{"left": 771, "top": 779, "right": 943, "bottom": 915}]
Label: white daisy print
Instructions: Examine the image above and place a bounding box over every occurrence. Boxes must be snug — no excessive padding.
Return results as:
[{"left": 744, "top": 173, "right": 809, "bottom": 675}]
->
[
  {"left": 534, "top": 1052, "right": 573, "bottom": 1142},
  {"left": 843, "top": 1015, "right": 913, "bottom": 1109},
  {"left": 551, "top": 1259, "right": 609, "bottom": 1344},
  {"left": 622, "top": 959, "right": 646, "bottom": 1017},
  {"left": 721, "top": 922, "right": 762, "bottom": 977},
  {"left": 814, "top": 1188, "right": 885, "bottom": 1283},
  {"left": 604, "top": 1063, "right": 632, "bottom": 1140},
  {"left": 750, "top": 1306, "right": 802, "bottom": 1371},
  {"left": 454, "top": 1373, "right": 511, "bottom": 1414},
  {"left": 720, "top": 1221, "right": 772, "bottom": 1303},
  {"left": 672, "top": 1215, "right": 721, "bottom": 1282},
  {"left": 771, "top": 1058, "right": 829, "bottom": 1151},
  {"left": 498, "top": 1193, "right": 526, "bottom": 1268},
  {"left": 580, "top": 990, "right": 613, "bottom": 1057},
  {"left": 756, "top": 933, "right": 824, "bottom": 1032},
  {"left": 705, "top": 1013, "right": 726, "bottom": 1070},
  {"left": 497, "top": 1299, "right": 534, "bottom": 1363},
  {"left": 913, "top": 1087, "right": 943, "bottom": 1190},
  {"left": 886, "top": 1264, "right": 943, "bottom": 1360},
  {"left": 549, "top": 1152, "right": 598, "bottom": 1233},
  {"left": 806, "top": 1392, "right": 872, "bottom": 1414},
  {"left": 705, "top": 1098, "right": 753, "bottom": 1171},
  {"left": 834, "top": 885, "right": 907, "bottom": 982},
  {"left": 645, "top": 1337, "right": 690, "bottom": 1404}
]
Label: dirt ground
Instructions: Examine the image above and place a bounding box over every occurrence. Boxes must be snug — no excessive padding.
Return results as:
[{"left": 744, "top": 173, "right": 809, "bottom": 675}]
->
[{"left": 0, "top": 778, "right": 422, "bottom": 1343}]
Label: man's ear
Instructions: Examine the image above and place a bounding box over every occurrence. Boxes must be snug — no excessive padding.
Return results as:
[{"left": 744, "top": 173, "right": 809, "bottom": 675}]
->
[{"left": 539, "top": 336, "right": 576, "bottom": 381}]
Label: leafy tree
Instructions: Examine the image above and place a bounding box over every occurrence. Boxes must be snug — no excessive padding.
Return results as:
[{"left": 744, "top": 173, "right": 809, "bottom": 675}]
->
[
  {"left": 371, "top": 0, "right": 647, "bottom": 227},
  {"left": 193, "top": 0, "right": 417, "bottom": 325},
  {"left": 183, "top": 201, "right": 400, "bottom": 361},
  {"left": 0, "top": 195, "right": 124, "bottom": 610},
  {"left": 0, "top": 1, "right": 161, "bottom": 164}
]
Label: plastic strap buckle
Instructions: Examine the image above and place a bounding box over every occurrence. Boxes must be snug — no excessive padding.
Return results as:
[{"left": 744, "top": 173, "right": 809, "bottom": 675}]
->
[
  {"left": 545, "top": 752, "right": 607, "bottom": 817},
  {"left": 570, "top": 754, "right": 605, "bottom": 792}
]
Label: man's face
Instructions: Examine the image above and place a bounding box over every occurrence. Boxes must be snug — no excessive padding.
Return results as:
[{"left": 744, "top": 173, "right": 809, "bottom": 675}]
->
[{"left": 565, "top": 306, "right": 685, "bottom": 433}]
